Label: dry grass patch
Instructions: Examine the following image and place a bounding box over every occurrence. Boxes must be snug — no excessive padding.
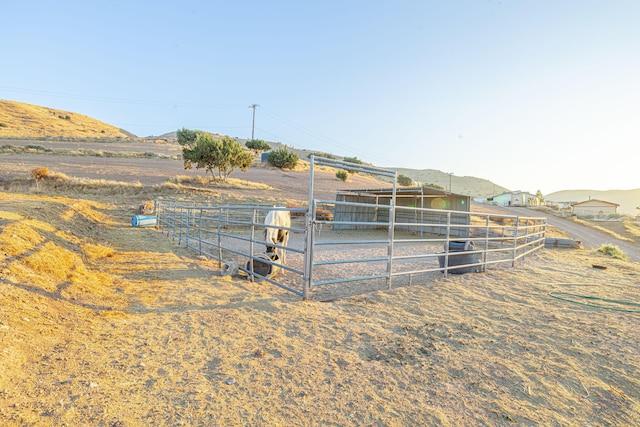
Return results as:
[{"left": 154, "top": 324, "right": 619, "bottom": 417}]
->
[
  {"left": 571, "top": 216, "right": 635, "bottom": 242},
  {"left": 169, "top": 174, "right": 274, "bottom": 190},
  {"left": 624, "top": 219, "right": 640, "bottom": 238}
]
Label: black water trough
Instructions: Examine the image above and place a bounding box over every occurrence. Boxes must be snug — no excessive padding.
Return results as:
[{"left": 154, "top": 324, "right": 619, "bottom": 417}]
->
[
  {"left": 438, "top": 241, "right": 480, "bottom": 274},
  {"left": 246, "top": 253, "right": 281, "bottom": 282}
]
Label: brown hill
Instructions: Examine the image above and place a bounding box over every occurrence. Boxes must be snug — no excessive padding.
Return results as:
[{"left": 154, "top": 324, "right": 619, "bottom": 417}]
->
[{"left": 0, "top": 100, "right": 132, "bottom": 139}]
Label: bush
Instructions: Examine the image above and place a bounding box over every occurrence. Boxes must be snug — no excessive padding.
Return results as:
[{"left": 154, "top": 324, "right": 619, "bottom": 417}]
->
[
  {"left": 398, "top": 174, "right": 413, "bottom": 186},
  {"left": 245, "top": 139, "right": 271, "bottom": 154},
  {"left": 424, "top": 183, "right": 444, "bottom": 190},
  {"left": 31, "top": 167, "right": 50, "bottom": 182},
  {"left": 336, "top": 170, "right": 348, "bottom": 182},
  {"left": 597, "top": 244, "right": 628, "bottom": 260},
  {"left": 307, "top": 152, "right": 336, "bottom": 160},
  {"left": 31, "top": 167, "right": 69, "bottom": 189},
  {"left": 268, "top": 148, "right": 298, "bottom": 169},
  {"left": 342, "top": 156, "right": 362, "bottom": 164}
]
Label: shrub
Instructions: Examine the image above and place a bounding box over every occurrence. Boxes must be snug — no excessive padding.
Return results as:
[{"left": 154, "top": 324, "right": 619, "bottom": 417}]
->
[
  {"left": 31, "top": 167, "right": 69, "bottom": 189},
  {"left": 307, "top": 152, "right": 336, "bottom": 160},
  {"left": 138, "top": 201, "right": 155, "bottom": 214},
  {"left": 268, "top": 148, "right": 298, "bottom": 169},
  {"left": 342, "top": 156, "right": 363, "bottom": 174},
  {"left": 342, "top": 156, "right": 362, "bottom": 164},
  {"left": 597, "top": 244, "right": 628, "bottom": 260},
  {"left": 424, "top": 183, "right": 444, "bottom": 190},
  {"left": 397, "top": 174, "right": 413, "bottom": 186},
  {"left": 245, "top": 139, "right": 271, "bottom": 154},
  {"left": 31, "top": 167, "right": 50, "bottom": 182},
  {"left": 336, "top": 170, "right": 348, "bottom": 182}
]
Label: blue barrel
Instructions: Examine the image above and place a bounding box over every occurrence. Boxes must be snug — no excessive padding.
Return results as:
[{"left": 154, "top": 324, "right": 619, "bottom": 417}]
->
[{"left": 131, "top": 215, "right": 157, "bottom": 227}]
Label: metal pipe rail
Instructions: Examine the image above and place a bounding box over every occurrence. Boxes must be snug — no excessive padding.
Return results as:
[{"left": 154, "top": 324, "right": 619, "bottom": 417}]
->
[{"left": 154, "top": 158, "right": 546, "bottom": 300}]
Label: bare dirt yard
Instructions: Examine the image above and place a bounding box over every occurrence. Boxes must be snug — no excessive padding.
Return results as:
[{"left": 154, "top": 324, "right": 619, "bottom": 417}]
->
[{"left": 1, "top": 143, "right": 639, "bottom": 426}]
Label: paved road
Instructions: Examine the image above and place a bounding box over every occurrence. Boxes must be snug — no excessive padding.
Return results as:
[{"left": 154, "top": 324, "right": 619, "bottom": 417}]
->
[{"left": 501, "top": 206, "right": 640, "bottom": 262}]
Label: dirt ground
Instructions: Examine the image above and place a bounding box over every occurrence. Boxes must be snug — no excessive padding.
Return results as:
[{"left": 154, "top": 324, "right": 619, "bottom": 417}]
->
[
  {"left": 1, "top": 185, "right": 639, "bottom": 426},
  {"left": 1, "top": 141, "right": 640, "bottom": 426}
]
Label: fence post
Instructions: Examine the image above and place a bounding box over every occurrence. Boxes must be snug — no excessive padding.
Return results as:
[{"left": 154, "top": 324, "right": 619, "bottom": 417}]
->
[
  {"left": 385, "top": 172, "right": 398, "bottom": 289},
  {"left": 185, "top": 207, "right": 191, "bottom": 250},
  {"left": 512, "top": 216, "right": 520, "bottom": 267},
  {"left": 198, "top": 208, "right": 203, "bottom": 256},
  {"left": 303, "top": 157, "right": 316, "bottom": 300},
  {"left": 217, "top": 208, "right": 223, "bottom": 263},
  {"left": 483, "top": 215, "right": 490, "bottom": 272},
  {"left": 442, "top": 211, "right": 453, "bottom": 277}
]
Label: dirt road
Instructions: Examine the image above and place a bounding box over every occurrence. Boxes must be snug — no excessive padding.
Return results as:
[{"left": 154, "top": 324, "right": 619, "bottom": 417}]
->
[{"left": 501, "top": 206, "right": 640, "bottom": 262}]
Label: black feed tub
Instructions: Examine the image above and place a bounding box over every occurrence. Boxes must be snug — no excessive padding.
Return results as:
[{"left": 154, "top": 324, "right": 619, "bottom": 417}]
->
[{"left": 438, "top": 241, "right": 480, "bottom": 274}]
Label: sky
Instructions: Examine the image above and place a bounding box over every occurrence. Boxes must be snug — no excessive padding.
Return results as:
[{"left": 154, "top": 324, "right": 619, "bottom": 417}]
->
[{"left": 2, "top": 1, "right": 639, "bottom": 195}]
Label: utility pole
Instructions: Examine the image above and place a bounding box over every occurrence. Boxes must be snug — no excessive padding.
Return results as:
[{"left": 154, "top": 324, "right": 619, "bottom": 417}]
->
[
  {"left": 449, "top": 172, "right": 454, "bottom": 193},
  {"left": 249, "top": 104, "right": 259, "bottom": 139}
]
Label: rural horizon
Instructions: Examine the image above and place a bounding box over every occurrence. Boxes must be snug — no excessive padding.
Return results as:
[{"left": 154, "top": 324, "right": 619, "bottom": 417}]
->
[{"left": 1, "top": 98, "right": 639, "bottom": 216}]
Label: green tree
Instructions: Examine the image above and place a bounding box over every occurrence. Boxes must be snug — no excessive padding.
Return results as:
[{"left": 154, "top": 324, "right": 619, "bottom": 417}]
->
[
  {"left": 245, "top": 139, "right": 271, "bottom": 154},
  {"left": 397, "top": 174, "right": 413, "bottom": 186},
  {"left": 336, "top": 170, "right": 348, "bottom": 182},
  {"left": 536, "top": 189, "right": 545, "bottom": 204},
  {"left": 178, "top": 128, "right": 253, "bottom": 183},
  {"left": 268, "top": 148, "right": 298, "bottom": 169}
]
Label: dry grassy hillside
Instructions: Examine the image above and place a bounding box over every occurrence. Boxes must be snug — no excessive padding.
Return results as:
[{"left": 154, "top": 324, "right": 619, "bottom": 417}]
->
[
  {"left": 396, "top": 168, "right": 510, "bottom": 198},
  {"left": 0, "top": 100, "right": 131, "bottom": 139}
]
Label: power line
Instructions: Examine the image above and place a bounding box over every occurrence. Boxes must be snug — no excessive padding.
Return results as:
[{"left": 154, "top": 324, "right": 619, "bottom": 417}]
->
[
  {"left": 259, "top": 106, "right": 411, "bottom": 167},
  {"left": 1, "top": 85, "right": 411, "bottom": 168},
  {"left": 0, "top": 85, "right": 243, "bottom": 109}
]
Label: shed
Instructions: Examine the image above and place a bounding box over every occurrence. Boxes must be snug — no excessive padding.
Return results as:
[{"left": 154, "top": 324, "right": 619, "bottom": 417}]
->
[
  {"left": 333, "top": 187, "right": 472, "bottom": 236},
  {"left": 571, "top": 199, "right": 619, "bottom": 218}
]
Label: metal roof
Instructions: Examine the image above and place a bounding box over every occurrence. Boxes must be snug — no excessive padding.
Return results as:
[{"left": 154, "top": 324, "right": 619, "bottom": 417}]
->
[{"left": 336, "top": 186, "right": 468, "bottom": 198}]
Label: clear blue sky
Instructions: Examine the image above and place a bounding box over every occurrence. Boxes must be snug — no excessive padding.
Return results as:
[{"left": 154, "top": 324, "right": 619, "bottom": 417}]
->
[{"left": 2, "top": 1, "right": 639, "bottom": 195}]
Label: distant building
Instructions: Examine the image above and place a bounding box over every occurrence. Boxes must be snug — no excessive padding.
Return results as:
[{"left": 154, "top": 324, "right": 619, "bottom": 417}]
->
[
  {"left": 489, "top": 191, "right": 539, "bottom": 207},
  {"left": 571, "top": 199, "right": 619, "bottom": 218}
]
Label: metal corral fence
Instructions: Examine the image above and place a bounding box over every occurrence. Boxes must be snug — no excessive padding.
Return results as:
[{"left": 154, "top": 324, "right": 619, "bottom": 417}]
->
[{"left": 154, "top": 157, "right": 547, "bottom": 300}]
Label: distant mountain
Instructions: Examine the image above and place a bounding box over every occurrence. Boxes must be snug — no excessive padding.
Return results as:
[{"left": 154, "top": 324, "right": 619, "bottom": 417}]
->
[
  {"left": 546, "top": 189, "right": 640, "bottom": 215},
  {"left": 395, "top": 168, "right": 510, "bottom": 198},
  {"left": 258, "top": 144, "right": 509, "bottom": 198},
  {"left": 0, "top": 100, "right": 132, "bottom": 139}
]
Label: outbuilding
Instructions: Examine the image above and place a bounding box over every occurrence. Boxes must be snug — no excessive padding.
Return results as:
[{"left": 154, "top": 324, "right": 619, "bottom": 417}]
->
[
  {"left": 571, "top": 199, "right": 619, "bottom": 218},
  {"left": 333, "top": 187, "right": 471, "bottom": 236},
  {"left": 490, "top": 190, "right": 539, "bottom": 207}
]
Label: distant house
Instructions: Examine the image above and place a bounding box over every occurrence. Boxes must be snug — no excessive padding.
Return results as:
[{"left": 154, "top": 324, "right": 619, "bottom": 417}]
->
[
  {"left": 489, "top": 191, "right": 539, "bottom": 207},
  {"left": 571, "top": 199, "right": 619, "bottom": 218}
]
